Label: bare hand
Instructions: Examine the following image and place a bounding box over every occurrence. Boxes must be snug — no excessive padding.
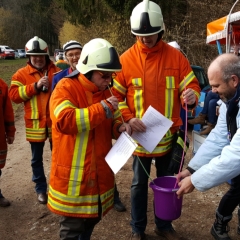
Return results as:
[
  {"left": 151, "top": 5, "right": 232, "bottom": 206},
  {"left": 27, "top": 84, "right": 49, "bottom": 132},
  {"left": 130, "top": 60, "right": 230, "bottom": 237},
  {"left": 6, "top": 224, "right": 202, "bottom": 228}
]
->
[
  {"left": 182, "top": 88, "right": 196, "bottom": 105},
  {"left": 106, "top": 96, "right": 119, "bottom": 110},
  {"left": 128, "top": 118, "right": 146, "bottom": 132},
  {"left": 176, "top": 176, "right": 195, "bottom": 198},
  {"left": 118, "top": 123, "right": 132, "bottom": 135},
  {"left": 6, "top": 136, "right": 15, "bottom": 144},
  {"left": 176, "top": 169, "right": 191, "bottom": 183},
  {"left": 36, "top": 76, "right": 49, "bottom": 89}
]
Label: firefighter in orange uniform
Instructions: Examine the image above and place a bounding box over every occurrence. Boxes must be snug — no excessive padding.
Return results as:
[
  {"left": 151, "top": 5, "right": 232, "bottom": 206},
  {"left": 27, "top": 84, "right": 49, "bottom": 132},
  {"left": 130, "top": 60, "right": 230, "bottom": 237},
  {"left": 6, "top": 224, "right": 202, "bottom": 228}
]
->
[
  {"left": 9, "top": 36, "right": 60, "bottom": 204},
  {"left": 48, "top": 38, "right": 131, "bottom": 240},
  {"left": 0, "top": 78, "right": 16, "bottom": 207},
  {"left": 111, "top": 1, "right": 201, "bottom": 239}
]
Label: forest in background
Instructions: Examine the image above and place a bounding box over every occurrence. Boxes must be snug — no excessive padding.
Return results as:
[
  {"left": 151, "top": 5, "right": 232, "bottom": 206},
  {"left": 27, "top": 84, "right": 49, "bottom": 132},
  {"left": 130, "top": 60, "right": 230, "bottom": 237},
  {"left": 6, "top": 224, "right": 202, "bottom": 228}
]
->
[{"left": 0, "top": 0, "right": 239, "bottom": 70}]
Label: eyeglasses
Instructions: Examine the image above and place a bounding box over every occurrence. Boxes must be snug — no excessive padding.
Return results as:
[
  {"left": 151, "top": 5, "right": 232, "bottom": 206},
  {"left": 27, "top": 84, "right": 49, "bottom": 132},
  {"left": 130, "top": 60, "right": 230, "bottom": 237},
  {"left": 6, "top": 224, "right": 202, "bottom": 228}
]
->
[
  {"left": 97, "top": 71, "right": 117, "bottom": 80},
  {"left": 66, "top": 53, "right": 81, "bottom": 59}
]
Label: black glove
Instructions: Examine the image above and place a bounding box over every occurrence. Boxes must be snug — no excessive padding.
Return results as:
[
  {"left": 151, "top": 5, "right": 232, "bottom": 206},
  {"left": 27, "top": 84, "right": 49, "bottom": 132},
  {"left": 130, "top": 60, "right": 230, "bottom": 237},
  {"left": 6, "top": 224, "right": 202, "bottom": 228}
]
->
[{"left": 167, "top": 130, "right": 190, "bottom": 174}]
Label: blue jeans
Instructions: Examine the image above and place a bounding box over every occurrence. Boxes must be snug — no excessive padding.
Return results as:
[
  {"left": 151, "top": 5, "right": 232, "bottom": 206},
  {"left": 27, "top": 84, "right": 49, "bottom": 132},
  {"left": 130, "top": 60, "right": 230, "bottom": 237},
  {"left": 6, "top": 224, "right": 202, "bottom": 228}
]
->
[
  {"left": 201, "top": 90, "right": 219, "bottom": 124},
  {"left": 130, "top": 153, "right": 173, "bottom": 234},
  {"left": 30, "top": 141, "right": 51, "bottom": 193}
]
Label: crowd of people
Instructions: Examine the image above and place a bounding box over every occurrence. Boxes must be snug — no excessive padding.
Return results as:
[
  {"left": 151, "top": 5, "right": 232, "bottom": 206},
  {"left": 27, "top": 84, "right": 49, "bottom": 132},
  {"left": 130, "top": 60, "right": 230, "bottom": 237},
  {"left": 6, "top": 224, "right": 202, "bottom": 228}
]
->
[{"left": 1, "top": 0, "right": 240, "bottom": 240}]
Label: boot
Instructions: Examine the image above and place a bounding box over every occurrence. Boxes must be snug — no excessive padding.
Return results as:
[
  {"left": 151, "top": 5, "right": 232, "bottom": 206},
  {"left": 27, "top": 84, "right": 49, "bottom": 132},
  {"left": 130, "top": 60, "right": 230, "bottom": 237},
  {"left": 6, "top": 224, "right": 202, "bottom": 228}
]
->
[
  {"left": 200, "top": 122, "right": 215, "bottom": 135},
  {"left": 211, "top": 211, "right": 232, "bottom": 240},
  {"left": 237, "top": 207, "right": 240, "bottom": 235},
  {"left": 188, "top": 113, "right": 206, "bottom": 125}
]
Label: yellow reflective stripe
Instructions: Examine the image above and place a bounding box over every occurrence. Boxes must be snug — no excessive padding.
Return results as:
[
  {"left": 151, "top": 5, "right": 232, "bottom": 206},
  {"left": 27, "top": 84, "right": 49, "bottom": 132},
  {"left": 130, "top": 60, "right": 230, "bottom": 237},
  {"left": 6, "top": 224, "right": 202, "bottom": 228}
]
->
[
  {"left": 50, "top": 185, "right": 98, "bottom": 204},
  {"left": 26, "top": 127, "right": 45, "bottom": 140},
  {"left": 193, "top": 90, "right": 200, "bottom": 99},
  {"left": 179, "top": 71, "right": 195, "bottom": 92},
  {"left": 166, "top": 76, "right": 175, "bottom": 88},
  {"left": 135, "top": 144, "right": 172, "bottom": 154},
  {"left": 68, "top": 132, "right": 89, "bottom": 196},
  {"left": 54, "top": 100, "right": 77, "bottom": 118},
  {"left": 177, "top": 136, "right": 188, "bottom": 152},
  {"left": 75, "top": 108, "right": 90, "bottom": 132},
  {"left": 132, "top": 78, "right": 143, "bottom": 119},
  {"left": 48, "top": 186, "right": 113, "bottom": 215},
  {"left": 134, "top": 133, "right": 174, "bottom": 154},
  {"left": 113, "top": 79, "right": 126, "bottom": 95},
  {"left": 26, "top": 128, "right": 45, "bottom": 134},
  {"left": 48, "top": 195, "right": 99, "bottom": 215},
  {"left": 165, "top": 77, "right": 174, "bottom": 119},
  {"left": 12, "top": 80, "right": 30, "bottom": 101},
  {"left": 114, "top": 109, "right": 121, "bottom": 119},
  {"left": 119, "top": 101, "right": 128, "bottom": 110},
  {"left": 30, "top": 96, "right": 39, "bottom": 120},
  {"left": 11, "top": 80, "right": 23, "bottom": 87},
  {"left": 26, "top": 135, "right": 46, "bottom": 140},
  {"left": 132, "top": 78, "right": 142, "bottom": 87}
]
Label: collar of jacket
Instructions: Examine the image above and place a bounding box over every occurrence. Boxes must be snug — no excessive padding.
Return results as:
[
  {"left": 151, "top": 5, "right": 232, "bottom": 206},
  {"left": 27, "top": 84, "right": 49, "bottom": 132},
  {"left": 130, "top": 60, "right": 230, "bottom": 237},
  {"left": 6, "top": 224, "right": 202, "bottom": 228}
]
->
[
  {"left": 226, "top": 84, "right": 240, "bottom": 116},
  {"left": 78, "top": 73, "right": 99, "bottom": 94},
  {"left": 136, "top": 38, "right": 163, "bottom": 53},
  {"left": 26, "top": 60, "right": 54, "bottom": 74}
]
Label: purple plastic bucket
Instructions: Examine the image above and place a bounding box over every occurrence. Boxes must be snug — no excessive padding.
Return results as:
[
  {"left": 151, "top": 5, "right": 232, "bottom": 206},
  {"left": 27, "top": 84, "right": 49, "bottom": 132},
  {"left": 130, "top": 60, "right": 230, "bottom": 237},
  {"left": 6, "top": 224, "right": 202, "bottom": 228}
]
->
[{"left": 149, "top": 176, "right": 183, "bottom": 221}]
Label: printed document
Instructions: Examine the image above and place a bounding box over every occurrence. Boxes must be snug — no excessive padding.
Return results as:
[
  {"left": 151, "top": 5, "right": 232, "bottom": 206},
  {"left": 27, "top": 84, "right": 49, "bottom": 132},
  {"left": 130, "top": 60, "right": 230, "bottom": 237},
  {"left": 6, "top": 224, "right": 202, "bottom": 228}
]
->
[
  {"left": 131, "top": 105, "right": 173, "bottom": 153},
  {"left": 105, "top": 132, "right": 137, "bottom": 174}
]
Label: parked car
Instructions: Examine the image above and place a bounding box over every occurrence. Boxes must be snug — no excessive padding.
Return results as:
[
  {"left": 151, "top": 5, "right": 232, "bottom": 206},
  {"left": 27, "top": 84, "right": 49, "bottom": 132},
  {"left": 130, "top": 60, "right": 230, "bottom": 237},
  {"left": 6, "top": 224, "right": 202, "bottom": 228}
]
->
[
  {"left": 14, "top": 50, "right": 20, "bottom": 59},
  {"left": 0, "top": 45, "right": 15, "bottom": 59},
  {"left": 16, "top": 49, "right": 26, "bottom": 58},
  {"left": 54, "top": 49, "right": 64, "bottom": 61}
]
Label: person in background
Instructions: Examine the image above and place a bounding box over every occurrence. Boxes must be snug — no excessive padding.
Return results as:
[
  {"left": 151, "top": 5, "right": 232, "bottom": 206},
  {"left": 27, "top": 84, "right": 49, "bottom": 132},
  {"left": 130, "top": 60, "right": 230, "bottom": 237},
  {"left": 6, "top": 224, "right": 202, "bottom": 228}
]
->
[
  {"left": 9, "top": 36, "right": 60, "bottom": 204},
  {"left": 0, "top": 78, "right": 16, "bottom": 207},
  {"left": 111, "top": 1, "right": 201, "bottom": 239},
  {"left": 48, "top": 38, "right": 131, "bottom": 240},
  {"left": 177, "top": 53, "right": 240, "bottom": 240},
  {"left": 55, "top": 55, "right": 70, "bottom": 70},
  {"left": 188, "top": 90, "right": 220, "bottom": 135},
  {"left": 52, "top": 40, "right": 83, "bottom": 90}
]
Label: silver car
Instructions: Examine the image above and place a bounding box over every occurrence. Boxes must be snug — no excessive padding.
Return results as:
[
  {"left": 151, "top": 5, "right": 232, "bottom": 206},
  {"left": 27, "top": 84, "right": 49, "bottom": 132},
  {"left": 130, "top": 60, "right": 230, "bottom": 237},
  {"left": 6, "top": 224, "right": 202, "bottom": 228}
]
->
[{"left": 16, "top": 49, "right": 26, "bottom": 58}]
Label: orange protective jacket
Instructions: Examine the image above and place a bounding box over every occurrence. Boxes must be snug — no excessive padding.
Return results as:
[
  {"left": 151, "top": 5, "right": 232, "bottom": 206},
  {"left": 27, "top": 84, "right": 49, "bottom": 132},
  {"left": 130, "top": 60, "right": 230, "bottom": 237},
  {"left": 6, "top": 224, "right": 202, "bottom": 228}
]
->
[
  {"left": 112, "top": 40, "right": 201, "bottom": 157},
  {"left": 48, "top": 73, "right": 122, "bottom": 218},
  {"left": 0, "top": 79, "right": 15, "bottom": 169},
  {"left": 9, "top": 61, "right": 60, "bottom": 142}
]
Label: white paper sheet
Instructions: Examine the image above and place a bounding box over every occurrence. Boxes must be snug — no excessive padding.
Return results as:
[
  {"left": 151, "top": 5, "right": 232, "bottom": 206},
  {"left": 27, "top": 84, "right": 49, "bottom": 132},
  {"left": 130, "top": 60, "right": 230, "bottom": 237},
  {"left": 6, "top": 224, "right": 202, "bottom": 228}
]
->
[
  {"left": 105, "top": 132, "right": 137, "bottom": 174},
  {"left": 131, "top": 105, "right": 173, "bottom": 153}
]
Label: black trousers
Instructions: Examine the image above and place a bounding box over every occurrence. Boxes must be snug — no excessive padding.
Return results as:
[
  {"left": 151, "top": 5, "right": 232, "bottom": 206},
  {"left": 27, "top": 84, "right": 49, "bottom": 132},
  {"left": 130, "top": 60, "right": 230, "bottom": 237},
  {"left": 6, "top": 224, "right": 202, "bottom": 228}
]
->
[{"left": 218, "top": 174, "right": 240, "bottom": 216}]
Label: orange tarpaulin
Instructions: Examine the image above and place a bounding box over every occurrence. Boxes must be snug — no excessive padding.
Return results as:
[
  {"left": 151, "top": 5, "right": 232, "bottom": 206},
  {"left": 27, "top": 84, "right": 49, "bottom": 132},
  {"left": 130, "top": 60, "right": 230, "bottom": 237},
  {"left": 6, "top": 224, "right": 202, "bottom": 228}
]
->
[{"left": 206, "top": 11, "right": 240, "bottom": 45}]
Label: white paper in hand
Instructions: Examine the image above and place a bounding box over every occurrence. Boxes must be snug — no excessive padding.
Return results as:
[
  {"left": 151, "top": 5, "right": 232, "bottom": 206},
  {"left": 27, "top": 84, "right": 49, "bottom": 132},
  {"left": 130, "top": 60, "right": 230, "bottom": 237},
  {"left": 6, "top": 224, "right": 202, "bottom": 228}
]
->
[
  {"left": 105, "top": 132, "right": 137, "bottom": 174},
  {"left": 131, "top": 106, "right": 173, "bottom": 153}
]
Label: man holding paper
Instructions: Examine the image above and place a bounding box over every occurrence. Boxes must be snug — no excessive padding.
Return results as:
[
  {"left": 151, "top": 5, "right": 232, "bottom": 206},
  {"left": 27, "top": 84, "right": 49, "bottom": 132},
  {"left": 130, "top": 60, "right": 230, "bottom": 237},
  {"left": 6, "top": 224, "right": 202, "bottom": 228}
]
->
[
  {"left": 48, "top": 38, "right": 131, "bottom": 240},
  {"left": 111, "top": 1, "right": 201, "bottom": 239}
]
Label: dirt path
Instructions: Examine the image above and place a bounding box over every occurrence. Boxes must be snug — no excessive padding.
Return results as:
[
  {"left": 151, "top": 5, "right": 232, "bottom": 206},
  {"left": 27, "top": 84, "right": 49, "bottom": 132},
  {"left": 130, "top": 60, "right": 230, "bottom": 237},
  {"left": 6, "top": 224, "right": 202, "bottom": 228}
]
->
[{"left": 0, "top": 105, "right": 239, "bottom": 240}]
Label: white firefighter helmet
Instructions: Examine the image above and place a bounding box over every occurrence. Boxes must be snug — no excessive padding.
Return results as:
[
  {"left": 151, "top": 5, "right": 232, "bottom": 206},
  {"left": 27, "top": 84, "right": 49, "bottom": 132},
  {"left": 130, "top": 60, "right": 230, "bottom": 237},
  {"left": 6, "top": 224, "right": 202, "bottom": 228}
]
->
[
  {"left": 168, "top": 41, "right": 181, "bottom": 50},
  {"left": 76, "top": 38, "right": 122, "bottom": 74},
  {"left": 130, "top": 0, "right": 164, "bottom": 36},
  {"left": 63, "top": 40, "right": 83, "bottom": 52},
  {"left": 25, "top": 36, "right": 49, "bottom": 56}
]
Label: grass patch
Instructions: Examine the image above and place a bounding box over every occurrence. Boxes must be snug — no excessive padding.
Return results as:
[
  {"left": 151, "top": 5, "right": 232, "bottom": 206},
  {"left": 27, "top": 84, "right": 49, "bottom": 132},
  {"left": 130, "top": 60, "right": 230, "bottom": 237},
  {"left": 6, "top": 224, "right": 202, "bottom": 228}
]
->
[
  {"left": 0, "top": 58, "right": 27, "bottom": 86},
  {"left": 0, "top": 58, "right": 28, "bottom": 111}
]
